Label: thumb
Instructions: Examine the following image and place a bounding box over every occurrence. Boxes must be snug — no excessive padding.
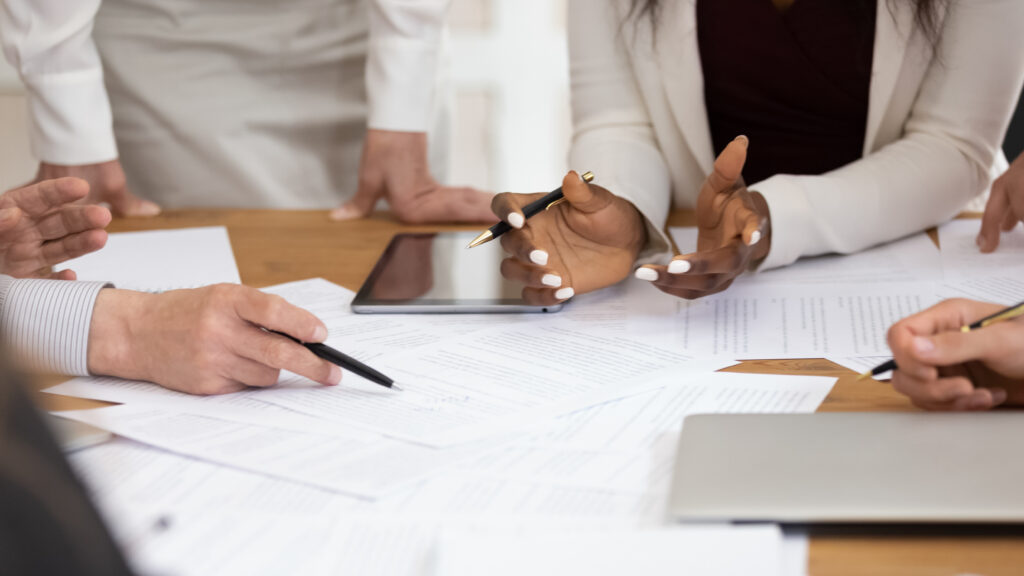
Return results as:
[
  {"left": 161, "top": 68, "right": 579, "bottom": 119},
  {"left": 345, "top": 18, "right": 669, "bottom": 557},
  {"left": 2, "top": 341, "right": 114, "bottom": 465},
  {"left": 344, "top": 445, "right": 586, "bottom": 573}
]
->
[
  {"left": 978, "top": 180, "right": 1008, "bottom": 253},
  {"left": 562, "top": 170, "right": 613, "bottom": 214},
  {"left": 330, "top": 180, "right": 381, "bottom": 221},
  {"left": 705, "top": 135, "right": 748, "bottom": 196}
]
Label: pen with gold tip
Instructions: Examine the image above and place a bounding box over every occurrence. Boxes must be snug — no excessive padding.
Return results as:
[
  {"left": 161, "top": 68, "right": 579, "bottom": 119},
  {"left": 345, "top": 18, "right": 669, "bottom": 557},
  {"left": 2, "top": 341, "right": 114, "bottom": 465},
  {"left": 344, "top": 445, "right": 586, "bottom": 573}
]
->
[
  {"left": 467, "top": 171, "right": 595, "bottom": 249},
  {"left": 856, "top": 298, "right": 1024, "bottom": 381}
]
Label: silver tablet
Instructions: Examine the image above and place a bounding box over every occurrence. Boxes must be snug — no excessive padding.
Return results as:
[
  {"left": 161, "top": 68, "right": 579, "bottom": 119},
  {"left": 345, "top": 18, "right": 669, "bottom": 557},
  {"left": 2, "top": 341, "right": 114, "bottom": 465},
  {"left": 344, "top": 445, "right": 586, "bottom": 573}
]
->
[{"left": 351, "top": 232, "right": 564, "bottom": 314}]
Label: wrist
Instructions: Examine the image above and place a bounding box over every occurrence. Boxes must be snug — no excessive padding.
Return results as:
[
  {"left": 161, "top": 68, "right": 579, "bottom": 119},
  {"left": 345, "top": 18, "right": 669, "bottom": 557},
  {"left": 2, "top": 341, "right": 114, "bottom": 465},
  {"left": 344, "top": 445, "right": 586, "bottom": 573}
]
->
[{"left": 87, "top": 289, "right": 154, "bottom": 380}]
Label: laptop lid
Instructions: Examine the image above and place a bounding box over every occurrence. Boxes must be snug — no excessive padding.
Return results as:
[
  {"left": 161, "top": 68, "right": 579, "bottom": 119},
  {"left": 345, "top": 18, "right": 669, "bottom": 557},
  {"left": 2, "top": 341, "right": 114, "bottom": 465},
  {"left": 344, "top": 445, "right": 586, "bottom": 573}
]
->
[{"left": 670, "top": 413, "right": 1024, "bottom": 524}]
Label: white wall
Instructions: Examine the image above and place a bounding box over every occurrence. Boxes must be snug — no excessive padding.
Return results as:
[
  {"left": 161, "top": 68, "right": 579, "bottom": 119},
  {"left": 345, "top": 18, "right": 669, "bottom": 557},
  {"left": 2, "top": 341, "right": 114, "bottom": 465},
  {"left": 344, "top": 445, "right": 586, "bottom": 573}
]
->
[{"left": 0, "top": 0, "right": 573, "bottom": 195}]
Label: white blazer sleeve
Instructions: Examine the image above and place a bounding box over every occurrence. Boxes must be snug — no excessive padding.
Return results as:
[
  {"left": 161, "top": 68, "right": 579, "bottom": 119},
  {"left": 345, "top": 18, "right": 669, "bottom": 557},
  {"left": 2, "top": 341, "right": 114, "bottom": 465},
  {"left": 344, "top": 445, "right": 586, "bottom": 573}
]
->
[
  {"left": 0, "top": 276, "right": 109, "bottom": 376},
  {"left": 366, "top": 0, "right": 449, "bottom": 132},
  {"left": 0, "top": 0, "right": 118, "bottom": 165},
  {"left": 753, "top": 0, "right": 1024, "bottom": 270},
  {"left": 567, "top": 0, "right": 672, "bottom": 261}
]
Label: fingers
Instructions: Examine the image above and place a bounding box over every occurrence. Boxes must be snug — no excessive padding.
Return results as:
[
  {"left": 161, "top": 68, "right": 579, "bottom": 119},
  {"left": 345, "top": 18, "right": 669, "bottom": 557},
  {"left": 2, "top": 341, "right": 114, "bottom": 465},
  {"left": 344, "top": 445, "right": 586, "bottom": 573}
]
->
[
  {"left": 734, "top": 205, "right": 765, "bottom": 247},
  {"left": 1001, "top": 209, "right": 1019, "bottom": 232},
  {"left": 978, "top": 179, "right": 1009, "bottom": 253},
  {"left": 491, "top": 192, "right": 545, "bottom": 230},
  {"left": 0, "top": 207, "right": 22, "bottom": 236},
  {"left": 6, "top": 177, "right": 90, "bottom": 217},
  {"left": 234, "top": 326, "right": 341, "bottom": 386},
  {"left": 49, "top": 269, "right": 77, "bottom": 281},
  {"left": 35, "top": 204, "right": 112, "bottom": 242},
  {"left": 891, "top": 371, "right": 975, "bottom": 408},
  {"left": 561, "top": 170, "right": 613, "bottom": 214},
  {"left": 501, "top": 258, "right": 563, "bottom": 289},
  {"left": 227, "top": 356, "right": 284, "bottom": 388},
  {"left": 330, "top": 179, "right": 382, "bottom": 221},
  {"left": 913, "top": 321, "right": 1020, "bottom": 368},
  {"left": 36, "top": 229, "right": 108, "bottom": 268},
  {"left": 521, "top": 286, "right": 575, "bottom": 306},
  {"left": 105, "top": 183, "right": 161, "bottom": 217},
  {"left": 233, "top": 289, "right": 329, "bottom": 344},
  {"left": 704, "top": 136, "right": 748, "bottom": 196},
  {"left": 403, "top": 186, "right": 497, "bottom": 224}
]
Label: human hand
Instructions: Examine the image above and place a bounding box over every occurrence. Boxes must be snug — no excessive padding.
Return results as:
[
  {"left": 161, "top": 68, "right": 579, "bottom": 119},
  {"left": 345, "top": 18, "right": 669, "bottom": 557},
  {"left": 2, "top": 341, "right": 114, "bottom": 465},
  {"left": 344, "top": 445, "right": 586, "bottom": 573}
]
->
[
  {"left": 87, "top": 284, "right": 342, "bottom": 395},
  {"left": 634, "top": 136, "right": 769, "bottom": 299},
  {"left": 0, "top": 178, "right": 111, "bottom": 279},
  {"left": 886, "top": 298, "right": 1024, "bottom": 410},
  {"left": 35, "top": 160, "right": 160, "bottom": 217},
  {"left": 329, "top": 130, "right": 495, "bottom": 224},
  {"left": 490, "top": 170, "right": 647, "bottom": 305},
  {"left": 978, "top": 151, "right": 1024, "bottom": 252}
]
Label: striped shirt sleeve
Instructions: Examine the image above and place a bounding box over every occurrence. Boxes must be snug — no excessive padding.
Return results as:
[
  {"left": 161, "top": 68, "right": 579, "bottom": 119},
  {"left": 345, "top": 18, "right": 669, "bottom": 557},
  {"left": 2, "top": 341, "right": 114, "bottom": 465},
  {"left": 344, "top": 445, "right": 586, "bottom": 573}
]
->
[{"left": 0, "top": 276, "right": 110, "bottom": 376}]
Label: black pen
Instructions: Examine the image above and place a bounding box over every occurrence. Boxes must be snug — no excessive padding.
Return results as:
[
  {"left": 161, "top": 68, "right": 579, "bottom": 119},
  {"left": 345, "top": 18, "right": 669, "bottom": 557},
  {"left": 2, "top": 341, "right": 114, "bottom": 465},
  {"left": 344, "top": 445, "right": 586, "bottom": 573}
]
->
[
  {"left": 270, "top": 330, "right": 400, "bottom": 390},
  {"left": 857, "top": 299, "right": 1024, "bottom": 381},
  {"left": 467, "top": 171, "right": 594, "bottom": 248}
]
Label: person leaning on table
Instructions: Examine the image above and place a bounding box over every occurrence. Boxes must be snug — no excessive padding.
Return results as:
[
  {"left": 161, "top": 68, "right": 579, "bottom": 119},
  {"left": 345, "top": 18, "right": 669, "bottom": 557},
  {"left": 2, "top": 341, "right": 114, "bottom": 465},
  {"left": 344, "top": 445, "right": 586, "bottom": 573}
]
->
[
  {"left": 0, "top": 0, "right": 493, "bottom": 223},
  {"left": 489, "top": 0, "right": 1024, "bottom": 305},
  {"left": 886, "top": 151, "right": 1024, "bottom": 411},
  {"left": 0, "top": 178, "right": 342, "bottom": 396}
]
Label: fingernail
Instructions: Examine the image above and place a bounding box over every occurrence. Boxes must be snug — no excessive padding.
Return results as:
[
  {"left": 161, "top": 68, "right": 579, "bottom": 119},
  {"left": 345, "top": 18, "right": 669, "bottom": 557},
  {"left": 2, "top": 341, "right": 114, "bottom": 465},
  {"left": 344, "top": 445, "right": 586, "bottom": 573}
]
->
[
  {"left": 326, "top": 365, "right": 342, "bottom": 386},
  {"left": 668, "top": 260, "right": 691, "bottom": 274},
  {"left": 507, "top": 212, "right": 525, "bottom": 229},
  {"left": 138, "top": 200, "right": 161, "bottom": 216},
  {"left": 529, "top": 250, "right": 549, "bottom": 266},
  {"left": 734, "top": 135, "right": 749, "bottom": 149},
  {"left": 634, "top": 267, "right": 658, "bottom": 282},
  {"left": 969, "top": 394, "right": 991, "bottom": 410},
  {"left": 991, "top": 388, "right": 1008, "bottom": 405},
  {"left": 555, "top": 287, "right": 574, "bottom": 300},
  {"left": 541, "top": 274, "right": 562, "bottom": 287},
  {"left": 913, "top": 336, "right": 934, "bottom": 354},
  {"left": 748, "top": 230, "right": 762, "bottom": 246},
  {"left": 313, "top": 325, "right": 328, "bottom": 342}
]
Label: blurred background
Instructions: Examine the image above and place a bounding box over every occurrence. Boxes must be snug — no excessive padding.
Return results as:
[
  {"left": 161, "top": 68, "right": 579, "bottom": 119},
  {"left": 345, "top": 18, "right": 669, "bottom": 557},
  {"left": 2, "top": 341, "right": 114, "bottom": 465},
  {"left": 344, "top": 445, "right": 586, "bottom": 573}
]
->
[
  {"left": 0, "top": 0, "right": 1020, "bottom": 195},
  {"left": 0, "top": 0, "right": 572, "bottom": 195}
]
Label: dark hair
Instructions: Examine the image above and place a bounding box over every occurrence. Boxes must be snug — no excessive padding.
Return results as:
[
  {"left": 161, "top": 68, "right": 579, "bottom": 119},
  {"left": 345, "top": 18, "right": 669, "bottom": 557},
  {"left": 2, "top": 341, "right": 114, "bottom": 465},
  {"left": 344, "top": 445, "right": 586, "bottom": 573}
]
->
[{"left": 628, "top": 0, "right": 948, "bottom": 45}]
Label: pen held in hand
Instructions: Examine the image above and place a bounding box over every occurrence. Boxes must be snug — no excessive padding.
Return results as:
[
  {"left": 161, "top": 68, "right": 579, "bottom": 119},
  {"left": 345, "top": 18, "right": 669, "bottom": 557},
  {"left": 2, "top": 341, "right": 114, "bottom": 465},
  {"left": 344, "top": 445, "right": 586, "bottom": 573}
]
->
[
  {"left": 268, "top": 330, "right": 400, "bottom": 390},
  {"left": 467, "top": 171, "right": 595, "bottom": 249},
  {"left": 857, "top": 299, "right": 1024, "bottom": 382}
]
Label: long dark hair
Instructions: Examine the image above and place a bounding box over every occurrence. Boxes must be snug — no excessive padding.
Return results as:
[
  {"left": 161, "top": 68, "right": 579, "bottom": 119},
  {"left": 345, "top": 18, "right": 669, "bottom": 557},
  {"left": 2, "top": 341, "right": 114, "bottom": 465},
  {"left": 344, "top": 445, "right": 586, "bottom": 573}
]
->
[{"left": 628, "top": 0, "right": 948, "bottom": 44}]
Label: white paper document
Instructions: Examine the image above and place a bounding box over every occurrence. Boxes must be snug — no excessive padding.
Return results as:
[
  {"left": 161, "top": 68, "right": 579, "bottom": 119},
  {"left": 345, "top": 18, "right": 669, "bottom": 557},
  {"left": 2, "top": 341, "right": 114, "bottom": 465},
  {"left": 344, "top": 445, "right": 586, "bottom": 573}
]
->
[
  {"left": 629, "top": 281, "right": 937, "bottom": 358},
  {"left": 62, "top": 226, "right": 241, "bottom": 291},
  {"left": 436, "top": 525, "right": 784, "bottom": 576},
  {"left": 938, "top": 220, "right": 1024, "bottom": 304}
]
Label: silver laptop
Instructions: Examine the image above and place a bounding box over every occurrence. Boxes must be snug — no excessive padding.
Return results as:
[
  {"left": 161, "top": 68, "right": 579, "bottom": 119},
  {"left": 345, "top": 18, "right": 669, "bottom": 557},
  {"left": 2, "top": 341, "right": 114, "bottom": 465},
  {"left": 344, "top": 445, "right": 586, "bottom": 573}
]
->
[{"left": 670, "top": 413, "right": 1024, "bottom": 524}]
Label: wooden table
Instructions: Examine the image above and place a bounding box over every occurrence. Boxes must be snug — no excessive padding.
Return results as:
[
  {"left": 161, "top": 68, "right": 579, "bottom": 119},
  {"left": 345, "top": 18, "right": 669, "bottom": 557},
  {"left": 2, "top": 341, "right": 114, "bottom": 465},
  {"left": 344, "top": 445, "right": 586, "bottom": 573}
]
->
[{"left": 35, "top": 209, "right": 1024, "bottom": 575}]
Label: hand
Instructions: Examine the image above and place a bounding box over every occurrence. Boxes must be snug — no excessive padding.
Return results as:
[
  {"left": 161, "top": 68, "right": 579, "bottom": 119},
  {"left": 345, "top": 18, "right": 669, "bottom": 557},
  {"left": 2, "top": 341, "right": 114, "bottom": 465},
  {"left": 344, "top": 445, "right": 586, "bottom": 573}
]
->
[
  {"left": 329, "top": 130, "right": 495, "bottom": 224},
  {"left": 886, "top": 298, "right": 1024, "bottom": 410},
  {"left": 87, "top": 284, "right": 342, "bottom": 395},
  {"left": 634, "top": 135, "right": 769, "bottom": 299},
  {"left": 35, "top": 160, "right": 160, "bottom": 217},
  {"left": 490, "top": 170, "right": 647, "bottom": 305},
  {"left": 978, "top": 151, "right": 1024, "bottom": 252},
  {"left": 0, "top": 178, "right": 111, "bottom": 279}
]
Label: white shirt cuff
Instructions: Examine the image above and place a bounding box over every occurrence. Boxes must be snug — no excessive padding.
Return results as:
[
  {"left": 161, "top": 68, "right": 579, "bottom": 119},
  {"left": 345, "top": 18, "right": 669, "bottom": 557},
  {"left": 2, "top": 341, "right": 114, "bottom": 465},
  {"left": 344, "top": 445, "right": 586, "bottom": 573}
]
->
[
  {"left": 25, "top": 71, "right": 119, "bottom": 166},
  {"left": 0, "top": 277, "right": 109, "bottom": 376}
]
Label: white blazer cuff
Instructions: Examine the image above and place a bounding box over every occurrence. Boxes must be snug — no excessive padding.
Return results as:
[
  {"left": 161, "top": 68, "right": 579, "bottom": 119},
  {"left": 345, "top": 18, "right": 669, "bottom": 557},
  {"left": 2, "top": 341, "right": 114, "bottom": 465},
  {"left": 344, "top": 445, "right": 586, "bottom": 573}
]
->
[
  {"left": 366, "top": 39, "right": 439, "bottom": 133},
  {"left": 26, "top": 71, "right": 118, "bottom": 165},
  {"left": 749, "top": 175, "right": 816, "bottom": 271}
]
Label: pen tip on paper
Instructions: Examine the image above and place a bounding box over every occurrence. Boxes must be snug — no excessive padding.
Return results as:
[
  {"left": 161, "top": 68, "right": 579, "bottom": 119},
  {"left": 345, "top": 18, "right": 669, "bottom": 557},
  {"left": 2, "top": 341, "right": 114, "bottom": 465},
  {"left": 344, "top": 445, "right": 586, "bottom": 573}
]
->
[
  {"left": 390, "top": 383, "right": 403, "bottom": 392},
  {"left": 856, "top": 371, "right": 872, "bottom": 382}
]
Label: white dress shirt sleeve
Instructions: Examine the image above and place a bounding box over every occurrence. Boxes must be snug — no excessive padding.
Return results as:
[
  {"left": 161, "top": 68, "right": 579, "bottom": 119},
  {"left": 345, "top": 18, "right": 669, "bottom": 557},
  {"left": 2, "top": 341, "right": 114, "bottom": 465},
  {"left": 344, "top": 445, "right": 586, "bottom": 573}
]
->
[
  {"left": 567, "top": 0, "right": 672, "bottom": 262},
  {"left": 751, "top": 0, "right": 1024, "bottom": 270},
  {"left": 366, "top": 0, "right": 449, "bottom": 133},
  {"left": 0, "top": 0, "right": 118, "bottom": 165},
  {"left": 0, "top": 276, "right": 109, "bottom": 376}
]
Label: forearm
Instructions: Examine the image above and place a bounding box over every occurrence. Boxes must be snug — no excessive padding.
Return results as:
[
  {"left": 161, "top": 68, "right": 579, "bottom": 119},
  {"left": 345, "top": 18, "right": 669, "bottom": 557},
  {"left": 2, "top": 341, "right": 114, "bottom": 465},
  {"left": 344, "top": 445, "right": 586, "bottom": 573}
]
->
[{"left": 86, "top": 289, "right": 153, "bottom": 380}]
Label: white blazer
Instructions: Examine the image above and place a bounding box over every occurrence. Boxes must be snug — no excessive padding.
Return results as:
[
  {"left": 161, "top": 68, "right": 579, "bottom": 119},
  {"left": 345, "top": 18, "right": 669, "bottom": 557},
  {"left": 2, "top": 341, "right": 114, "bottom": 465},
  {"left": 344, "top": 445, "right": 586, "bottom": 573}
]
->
[{"left": 568, "top": 0, "right": 1024, "bottom": 269}]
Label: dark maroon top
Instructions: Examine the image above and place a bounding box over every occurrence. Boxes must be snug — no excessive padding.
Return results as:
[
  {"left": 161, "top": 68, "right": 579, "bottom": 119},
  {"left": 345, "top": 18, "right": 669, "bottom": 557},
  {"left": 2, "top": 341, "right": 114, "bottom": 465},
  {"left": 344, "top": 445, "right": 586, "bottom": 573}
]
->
[{"left": 697, "top": 0, "right": 877, "bottom": 184}]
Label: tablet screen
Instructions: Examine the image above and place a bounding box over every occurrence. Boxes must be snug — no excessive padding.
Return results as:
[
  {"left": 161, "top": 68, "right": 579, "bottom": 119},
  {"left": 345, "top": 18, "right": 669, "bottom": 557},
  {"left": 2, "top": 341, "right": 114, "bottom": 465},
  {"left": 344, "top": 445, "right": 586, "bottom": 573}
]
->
[{"left": 352, "top": 232, "right": 561, "bottom": 313}]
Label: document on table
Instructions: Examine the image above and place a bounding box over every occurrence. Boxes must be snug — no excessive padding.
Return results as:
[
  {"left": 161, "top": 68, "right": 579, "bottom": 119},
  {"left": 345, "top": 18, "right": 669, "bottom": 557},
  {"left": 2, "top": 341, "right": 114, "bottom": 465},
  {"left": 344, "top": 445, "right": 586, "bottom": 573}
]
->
[
  {"left": 435, "top": 525, "right": 784, "bottom": 576},
  {"left": 938, "top": 220, "right": 1024, "bottom": 304},
  {"left": 826, "top": 356, "right": 890, "bottom": 375},
  {"left": 55, "top": 405, "right": 479, "bottom": 499},
  {"left": 670, "top": 227, "right": 943, "bottom": 286},
  {"left": 62, "top": 226, "right": 241, "bottom": 291},
  {"left": 628, "top": 281, "right": 938, "bottom": 358}
]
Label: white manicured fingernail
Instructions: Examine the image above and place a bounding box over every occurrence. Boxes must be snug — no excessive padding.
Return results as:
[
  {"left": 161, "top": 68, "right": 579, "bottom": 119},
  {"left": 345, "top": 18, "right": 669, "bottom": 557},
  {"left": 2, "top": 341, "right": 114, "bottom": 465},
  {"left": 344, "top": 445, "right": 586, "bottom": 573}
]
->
[
  {"left": 668, "top": 260, "right": 691, "bottom": 274},
  {"left": 530, "top": 250, "right": 549, "bottom": 266},
  {"left": 634, "top": 267, "right": 658, "bottom": 282},
  {"left": 507, "top": 212, "right": 525, "bottom": 229},
  {"left": 555, "top": 287, "right": 574, "bottom": 300},
  {"left": 541, "top": 274, "right": 562, "bottom": 287},
  {"left": 748, "top": 230, "right": 762, "bottom": 246}
]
